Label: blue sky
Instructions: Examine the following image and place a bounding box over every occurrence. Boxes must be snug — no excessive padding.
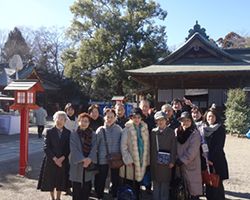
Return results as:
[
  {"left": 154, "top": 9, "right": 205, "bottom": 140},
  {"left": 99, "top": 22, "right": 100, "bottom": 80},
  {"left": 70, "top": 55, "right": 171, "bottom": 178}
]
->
[{"left": 0, "top": 0, "right": 250, "bottom": 48}]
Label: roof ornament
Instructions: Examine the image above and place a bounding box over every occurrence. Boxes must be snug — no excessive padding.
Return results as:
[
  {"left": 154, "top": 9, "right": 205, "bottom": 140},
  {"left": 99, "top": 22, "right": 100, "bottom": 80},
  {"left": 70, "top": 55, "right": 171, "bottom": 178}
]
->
[{"left": 186, "top": 20, "right": 209, "bottom": 41}]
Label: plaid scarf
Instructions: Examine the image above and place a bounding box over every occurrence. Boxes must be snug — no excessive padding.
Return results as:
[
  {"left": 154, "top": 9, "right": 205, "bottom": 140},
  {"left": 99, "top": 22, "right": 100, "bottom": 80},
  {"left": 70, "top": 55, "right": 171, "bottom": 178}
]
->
[{"left": 77, "top": 127, "right": 92, "bottom": 157}]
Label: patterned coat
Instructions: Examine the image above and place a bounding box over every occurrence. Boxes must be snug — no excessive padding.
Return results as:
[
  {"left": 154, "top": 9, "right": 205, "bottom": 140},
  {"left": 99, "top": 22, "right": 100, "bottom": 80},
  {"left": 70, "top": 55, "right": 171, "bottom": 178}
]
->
[{"left": 120, "top": 120, "right": 150, "bottom": 182}]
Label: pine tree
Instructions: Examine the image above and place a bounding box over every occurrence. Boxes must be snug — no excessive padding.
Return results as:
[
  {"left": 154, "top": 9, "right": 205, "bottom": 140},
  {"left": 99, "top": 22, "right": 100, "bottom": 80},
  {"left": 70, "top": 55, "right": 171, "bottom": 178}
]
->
[{"left": 225, "top": 89, "right": 250, "bottom": 136}]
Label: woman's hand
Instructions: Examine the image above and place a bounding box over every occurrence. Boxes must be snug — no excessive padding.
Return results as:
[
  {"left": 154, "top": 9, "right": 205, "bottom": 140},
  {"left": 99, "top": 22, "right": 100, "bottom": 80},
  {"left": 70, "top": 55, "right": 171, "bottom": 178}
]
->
[
  {"left": 127, "top": 162, "right": 134, "bottom": 167},
  {"left": 168, "top": 163, "right": 174, "bottom": 169},
  {"left": 208, "top": 160, "right": 213, "bottom": 166},
  {"left": 83, "top": 158, "right": 92, "bottom": 168},
  {"left": 53, "top": 157, "right": 62, "bottom": 167}
]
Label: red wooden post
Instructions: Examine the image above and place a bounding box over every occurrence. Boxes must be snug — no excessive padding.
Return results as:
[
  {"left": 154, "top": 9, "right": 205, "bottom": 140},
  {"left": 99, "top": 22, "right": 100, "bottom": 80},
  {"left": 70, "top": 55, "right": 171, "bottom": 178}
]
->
[{"left": 19, "top": 107, "right": 29, "bottom": 175}]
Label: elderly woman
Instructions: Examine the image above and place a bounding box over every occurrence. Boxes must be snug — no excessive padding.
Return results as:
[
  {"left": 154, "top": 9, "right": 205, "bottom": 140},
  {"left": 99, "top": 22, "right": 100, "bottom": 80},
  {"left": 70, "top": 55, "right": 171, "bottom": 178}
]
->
[
  {"left": 151, "top": 111, "right": 176, "bottom": 200},
  {"left": 37, "top": 111, "right": 71, "bottom": 200},
  {"left": 175, "top": 111, "right": 202, "bottom": 200},
  {"left": 203, "top": 109, "right": 229, "bottom": 200},
  {"left": 94, "top": 108, "right": 123, "bottom": 199},
  {"left": 120, "top": 107, "right": 150, "bottom": 200},
  {"left": 69, "top": 112, "right": 97, "bottom": 200}
]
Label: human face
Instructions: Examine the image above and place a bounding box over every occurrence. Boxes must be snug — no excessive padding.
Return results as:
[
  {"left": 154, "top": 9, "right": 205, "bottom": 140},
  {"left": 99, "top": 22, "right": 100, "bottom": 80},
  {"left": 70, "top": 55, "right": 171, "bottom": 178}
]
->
[
  {"left": 206, "top": 111, "right": 216, "bottom": 125},
  {"left": 163, "top": 107, "right": 174, "bottom": 118},
  {"left": 55, "top": 115, "right": 66, "bottom": 129},
  {"left": 66, "top": 107, "right": 75, "bottom": 117},
  {"left": 90, "top": 108, "right": 99, "bottom": 120},
  {"left": 192, "top": 110, "right": 202, "bottom": 122},
  {"left": 140, "top": 102, "right": 150, "bottom": 116},
  {"left": 78, "top": 117, "right": 90, "bottom": 130},
  {"left": 132, "top": 114, "right": 142, "bottom": 126},
  {"left": 156, "top": 118, "right": 167, "bottom": 130},
  {"left": 172, "top": 102, "right": 182, "bottom": 111},
  {"left": 104, "top": 112, "right": 116, "bottom": 127},
  {"left": 180, "top": 118, "right": 192, "bottom": 130},
  {"left": 116, "top": 105, "right": 125, "bottom": 118}
]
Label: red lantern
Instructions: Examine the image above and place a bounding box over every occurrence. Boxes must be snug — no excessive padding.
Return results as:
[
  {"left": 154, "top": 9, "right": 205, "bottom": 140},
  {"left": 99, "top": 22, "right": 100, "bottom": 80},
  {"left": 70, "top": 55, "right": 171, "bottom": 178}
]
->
[{"left": 4, "top": 79, "right": 44, "bottom": 176}]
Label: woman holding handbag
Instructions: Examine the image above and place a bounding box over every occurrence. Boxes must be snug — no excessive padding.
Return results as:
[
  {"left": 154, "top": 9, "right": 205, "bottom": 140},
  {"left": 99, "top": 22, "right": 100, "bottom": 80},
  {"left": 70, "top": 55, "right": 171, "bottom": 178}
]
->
[
  {"left": 203, "top": 108, "right": 229, "bottom": 200},
  {"left": 69, "top": 113, "right": 97, "bottom": 200},
  {"left": 94, "top": 108, "right": 123, "bottom": 199},
  {"left": 175, "top": 111, "right": 203, "bottom": 200}
]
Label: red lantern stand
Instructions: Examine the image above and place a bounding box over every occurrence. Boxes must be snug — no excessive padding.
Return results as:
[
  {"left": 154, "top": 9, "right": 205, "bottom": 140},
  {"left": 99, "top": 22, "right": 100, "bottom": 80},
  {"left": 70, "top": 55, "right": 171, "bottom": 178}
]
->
[{"left": 4, "top": 80, "right": 44, "bottom": 176}]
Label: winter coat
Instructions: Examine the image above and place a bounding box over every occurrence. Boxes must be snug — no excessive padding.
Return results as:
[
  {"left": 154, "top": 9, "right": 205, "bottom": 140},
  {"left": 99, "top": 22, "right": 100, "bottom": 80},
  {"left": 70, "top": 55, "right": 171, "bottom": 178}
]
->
[
  {"left": 150, "top": 127, "right": 177, "bottom": 182},
  {"left": 205, "top": 125, "right": 229, "bottom": 180},
  {"left": 37, "top": 127, "right": 70, "bottom": 191},
  {"left": 89, "top": 116, "right": 104, "bottom": 131},
  {"left": 116, "top": 116, "right": 128, "bottom": 129},
  {"left": 177, "top": 128, "right": 203, "bottom": 196},
  {"left": 120, "top": 120, "right": 150, "bottom": 182},
  {"left": 142, "top": 113, "right": 155, "bottom": 133},
  {"left": 69, "top": 129, "right": 97, "bottom": 183},
  {"left": 95, "top": 123, "right": 122, "bottom": 165},
  {"left": 34, "top": 107, "right": 47, "bottom": 126}
]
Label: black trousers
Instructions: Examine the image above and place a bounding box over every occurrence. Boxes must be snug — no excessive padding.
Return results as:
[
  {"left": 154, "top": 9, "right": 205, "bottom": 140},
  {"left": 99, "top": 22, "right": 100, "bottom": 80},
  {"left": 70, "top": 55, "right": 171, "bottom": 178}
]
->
[
  {"left": 94, "top": 164, "right": 120, "bottom": 198},
  {"left": 206, "top": 180, "right": 225, "bottom": 200},
  {"left": 72, "top": 181, "right": 91, "bottom": 200},
  {"left": 37, "top": 125, "right": 44, "bottom": 138}
]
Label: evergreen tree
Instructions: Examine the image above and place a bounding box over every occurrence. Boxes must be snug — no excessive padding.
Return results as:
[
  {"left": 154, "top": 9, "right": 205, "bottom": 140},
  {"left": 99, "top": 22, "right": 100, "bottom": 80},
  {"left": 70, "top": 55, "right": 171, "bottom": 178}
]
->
[
  {"left": 225, "top": 89, "right": 250, "bottom": 136},
  {"left": 63, "top": 0, "right": 169, "bottom": 100},
  {"left": 1, "top": 27, "right": 31, "bottom": 63}
]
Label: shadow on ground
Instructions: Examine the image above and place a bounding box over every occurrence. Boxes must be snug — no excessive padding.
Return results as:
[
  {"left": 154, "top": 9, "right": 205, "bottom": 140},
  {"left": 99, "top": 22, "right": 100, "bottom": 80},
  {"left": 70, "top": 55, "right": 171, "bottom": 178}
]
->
[
  {"left": 0, "top": 151, "right": 43, "bottom": 188},
  {"left": 225, "top": 190, "right": 250, "bottom": 199}
]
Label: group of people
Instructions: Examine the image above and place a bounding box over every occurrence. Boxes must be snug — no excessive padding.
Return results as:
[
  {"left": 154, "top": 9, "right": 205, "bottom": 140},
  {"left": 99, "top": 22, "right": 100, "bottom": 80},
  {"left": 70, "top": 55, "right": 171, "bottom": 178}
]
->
[{"left": 37, "top": 98, "right": 229, "bottom": 200}]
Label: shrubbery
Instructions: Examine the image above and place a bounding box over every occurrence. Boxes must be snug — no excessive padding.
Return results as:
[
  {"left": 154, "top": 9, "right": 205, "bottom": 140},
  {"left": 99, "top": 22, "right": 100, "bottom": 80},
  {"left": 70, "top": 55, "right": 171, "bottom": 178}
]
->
[{"left": 225, "top": 89, "right": 250, "bottom": 136}]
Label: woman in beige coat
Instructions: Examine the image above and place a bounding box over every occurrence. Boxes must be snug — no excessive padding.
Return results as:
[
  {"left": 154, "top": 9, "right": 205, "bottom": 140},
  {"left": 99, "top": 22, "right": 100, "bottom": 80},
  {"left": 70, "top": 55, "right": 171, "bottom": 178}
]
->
[
  {"left": 175, "top": 111, "right": 202, "bottom": 200},
  {"left": 120, "top": 108, "right": 150, "bottom": 200}
]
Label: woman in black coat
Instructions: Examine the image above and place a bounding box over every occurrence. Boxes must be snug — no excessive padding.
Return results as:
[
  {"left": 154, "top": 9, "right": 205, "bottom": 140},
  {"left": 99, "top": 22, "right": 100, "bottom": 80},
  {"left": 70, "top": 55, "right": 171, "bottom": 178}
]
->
[
  {"left": 203, "top": 108, "right": 229, "bottom": 200},
  {"left": 37, "top": 111, "right": 70, "bottom": 200}
]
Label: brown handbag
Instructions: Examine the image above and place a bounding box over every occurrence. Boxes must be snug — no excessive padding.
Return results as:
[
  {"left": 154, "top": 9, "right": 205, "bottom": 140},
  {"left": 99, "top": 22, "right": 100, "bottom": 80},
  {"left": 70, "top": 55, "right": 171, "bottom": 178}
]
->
[
  {"left": 202, "top": 167, "right": 220, "bottom": 188},
  {"left": 103, "top": 128, "right": 124, "bottom": 169}
]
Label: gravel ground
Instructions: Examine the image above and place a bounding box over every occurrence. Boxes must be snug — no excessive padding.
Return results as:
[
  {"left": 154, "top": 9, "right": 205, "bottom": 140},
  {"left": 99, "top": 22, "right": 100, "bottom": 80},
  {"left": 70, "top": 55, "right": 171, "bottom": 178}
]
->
[{"left": 0, "top": 135, "right": 249, "bottom": 200}]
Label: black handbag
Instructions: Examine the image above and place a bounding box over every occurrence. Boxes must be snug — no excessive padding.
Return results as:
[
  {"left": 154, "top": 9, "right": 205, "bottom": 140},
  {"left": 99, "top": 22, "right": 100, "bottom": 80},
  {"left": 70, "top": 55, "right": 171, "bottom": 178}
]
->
[{"left": 117, "top": 166, "right": 137, "bottom": 200}]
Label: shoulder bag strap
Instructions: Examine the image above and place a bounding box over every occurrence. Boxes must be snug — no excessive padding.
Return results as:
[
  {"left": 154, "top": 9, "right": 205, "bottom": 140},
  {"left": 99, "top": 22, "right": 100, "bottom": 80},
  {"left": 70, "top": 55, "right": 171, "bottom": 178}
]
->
[
  {"left": 156, "top": 133, "right": 159, "bottom": 152},
  {"left": 123, "top": 165, "right": 136, "bottom": 186}
]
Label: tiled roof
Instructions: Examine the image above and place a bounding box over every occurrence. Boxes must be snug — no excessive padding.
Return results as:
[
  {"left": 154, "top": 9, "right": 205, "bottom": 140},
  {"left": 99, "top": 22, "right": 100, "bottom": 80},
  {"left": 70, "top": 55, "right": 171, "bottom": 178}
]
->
[{"left": 127, "top": 64, "right": 250, "bottom": 75}]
